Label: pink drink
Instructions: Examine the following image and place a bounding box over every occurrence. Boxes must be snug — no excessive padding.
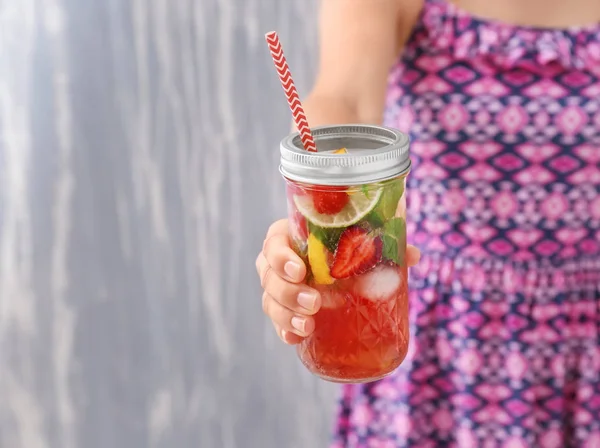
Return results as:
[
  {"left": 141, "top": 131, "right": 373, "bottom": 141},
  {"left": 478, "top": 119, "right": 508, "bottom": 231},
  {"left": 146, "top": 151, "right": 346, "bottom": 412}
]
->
[{"left": 280, "top": 125, "right": 411, "bottom": 383}]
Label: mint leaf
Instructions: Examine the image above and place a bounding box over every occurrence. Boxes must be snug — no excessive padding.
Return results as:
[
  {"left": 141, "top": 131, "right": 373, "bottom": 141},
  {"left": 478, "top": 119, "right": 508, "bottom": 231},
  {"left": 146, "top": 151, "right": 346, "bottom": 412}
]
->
[
  {"left": 308, "top": 223, "right": 343, "bottom": 253},
  {"left": 384, "top": 217, "right": 405, "bottom": 236},
  {"left": 382, "top": 234, "right": 400, "bottom": 265},
  {"left": 364, "top": 210, "right": 385, "bottom": 229},
  {"left": 361, "top": 184, "right": 371, "bottom": 198},
  {"left": 363, "top": 180, "right": 405, "bottom": 230},
  {"left": 381, "top": 217, "right": 407, "bottom": 267},
  {"left": 377, "top": 180, "right": 404, "bottom": 220}
]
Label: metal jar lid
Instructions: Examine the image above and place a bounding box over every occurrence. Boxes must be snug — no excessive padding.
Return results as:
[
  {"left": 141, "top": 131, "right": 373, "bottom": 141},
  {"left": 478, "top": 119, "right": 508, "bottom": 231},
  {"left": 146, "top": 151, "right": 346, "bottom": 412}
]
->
[{"left": 280, "top": 124, "right": 411, "bottom": 186}]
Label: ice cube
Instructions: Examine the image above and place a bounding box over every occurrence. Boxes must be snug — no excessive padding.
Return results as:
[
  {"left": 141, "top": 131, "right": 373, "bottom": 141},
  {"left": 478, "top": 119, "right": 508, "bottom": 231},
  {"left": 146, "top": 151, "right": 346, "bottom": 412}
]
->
[
  {"left": 311, "top": 284, "right": 346, "bottom": 309},
  {"left": 321, "top": 290, "right": 346, "bottom": 309},
  {"left": 353, "top": 264, "right": 403, "bottom": 302}
]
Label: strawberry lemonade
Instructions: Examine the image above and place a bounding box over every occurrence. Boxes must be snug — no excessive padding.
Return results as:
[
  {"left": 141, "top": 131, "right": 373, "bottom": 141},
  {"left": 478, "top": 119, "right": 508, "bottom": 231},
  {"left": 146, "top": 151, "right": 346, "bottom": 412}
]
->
[{"left": 280, "top": 125, "right": 411, "bottom": 383}]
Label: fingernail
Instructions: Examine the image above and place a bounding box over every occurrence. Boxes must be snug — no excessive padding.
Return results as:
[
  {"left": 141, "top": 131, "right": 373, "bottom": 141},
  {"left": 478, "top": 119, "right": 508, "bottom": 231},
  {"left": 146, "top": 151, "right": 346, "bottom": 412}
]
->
[
  {"left": 291, "top": 316, "right": 306, "bottom": 333},
  {"left": 297, "top": 292, "right": 317, "bottom": 311},
  {"left": 284, "top": 261, "right": 301, "bottom": 280}
]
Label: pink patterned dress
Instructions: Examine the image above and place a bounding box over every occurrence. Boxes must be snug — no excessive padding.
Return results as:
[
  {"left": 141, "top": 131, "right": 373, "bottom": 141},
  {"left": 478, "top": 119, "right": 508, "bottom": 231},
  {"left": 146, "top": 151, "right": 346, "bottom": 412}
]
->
[{"left": 331, "top": 1, "right": 600, "bottom": 447}]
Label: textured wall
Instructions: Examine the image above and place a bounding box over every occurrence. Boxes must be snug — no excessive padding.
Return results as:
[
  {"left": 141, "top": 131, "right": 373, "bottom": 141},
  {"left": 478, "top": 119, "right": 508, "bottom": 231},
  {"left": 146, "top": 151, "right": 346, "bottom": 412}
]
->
[{"left": 0, "top": 1, "right": 338, "bottom": 447}]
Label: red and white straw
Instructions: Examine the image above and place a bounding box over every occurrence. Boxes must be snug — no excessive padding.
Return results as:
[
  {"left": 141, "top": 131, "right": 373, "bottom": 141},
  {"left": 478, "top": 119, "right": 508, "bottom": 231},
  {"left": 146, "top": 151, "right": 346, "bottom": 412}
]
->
[{"left": 265, "top": 31, "right": 317, "bottom": 152}]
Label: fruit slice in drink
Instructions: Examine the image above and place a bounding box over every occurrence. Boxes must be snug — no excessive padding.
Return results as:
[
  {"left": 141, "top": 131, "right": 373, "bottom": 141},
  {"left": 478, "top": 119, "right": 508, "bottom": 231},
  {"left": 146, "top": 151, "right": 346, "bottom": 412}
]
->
[{"left": 293, "top": 187, "right": 382, "bottom": 228}]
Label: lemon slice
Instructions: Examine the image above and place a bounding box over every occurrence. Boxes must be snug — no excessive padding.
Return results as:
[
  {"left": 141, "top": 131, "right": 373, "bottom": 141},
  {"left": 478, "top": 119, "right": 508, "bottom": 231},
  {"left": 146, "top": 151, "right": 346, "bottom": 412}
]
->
[
  {"left": 294, "top": 188, "right": 382, "bottom": 229},
  {"left": 320, "top": 147, "right": 348, "bottom": 155},
  {"left": 307, "top": 234, "right": 335, "bottom": 285}
]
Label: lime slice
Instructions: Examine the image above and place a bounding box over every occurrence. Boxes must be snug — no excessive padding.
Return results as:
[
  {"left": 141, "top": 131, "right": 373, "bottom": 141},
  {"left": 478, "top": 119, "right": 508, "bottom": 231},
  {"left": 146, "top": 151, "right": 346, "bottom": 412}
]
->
[{"left": 294, "top": 188, "right": 382, "bottom": 228}]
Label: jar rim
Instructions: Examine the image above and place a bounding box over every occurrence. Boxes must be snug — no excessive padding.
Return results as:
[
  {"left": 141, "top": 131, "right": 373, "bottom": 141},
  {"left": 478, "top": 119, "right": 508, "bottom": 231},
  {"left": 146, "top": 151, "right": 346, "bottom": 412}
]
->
[{"left": 279, "top": 124, "right": 411, "bottom": 186}]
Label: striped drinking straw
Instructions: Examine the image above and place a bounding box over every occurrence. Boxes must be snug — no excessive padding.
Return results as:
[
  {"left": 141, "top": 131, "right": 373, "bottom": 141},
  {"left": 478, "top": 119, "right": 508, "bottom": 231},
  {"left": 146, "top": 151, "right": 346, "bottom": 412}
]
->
[{"left": 265, "top": 31, "right": 317, "bottom": 152}]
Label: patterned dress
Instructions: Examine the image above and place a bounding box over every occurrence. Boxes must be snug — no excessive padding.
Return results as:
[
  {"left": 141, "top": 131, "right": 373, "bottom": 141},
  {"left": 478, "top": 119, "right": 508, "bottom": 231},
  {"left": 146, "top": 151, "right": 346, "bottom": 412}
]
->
[{"left": 331, "top": 1, "right": 600, "bottom": 447}]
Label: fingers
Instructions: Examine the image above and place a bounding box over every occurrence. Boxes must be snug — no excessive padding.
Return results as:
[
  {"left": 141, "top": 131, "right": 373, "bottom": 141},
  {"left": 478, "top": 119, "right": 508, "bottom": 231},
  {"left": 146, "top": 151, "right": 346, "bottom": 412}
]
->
[
  {"left": 257, "top": 219, "right": 421, "bottom": 347},
  {"left": 262, "top": 292, "right": 316, "bottom": 340},
  {"left": 262, "top": 219, "right": 306, "bottom": 283},
  {"left": 406, "top": 244, "right": 421, "bottom": 267},
  {"left": 256, "top": 252, "right": 321, "bottom": 314},
  {"left": 274, "top": 323, "right": 305, "bottom": 345},
  {"left": 257, "top": 245, "right": 319, "bottom": 344},
  {"left": 256, "top": 252, "right": 275, "bottom": 291}
]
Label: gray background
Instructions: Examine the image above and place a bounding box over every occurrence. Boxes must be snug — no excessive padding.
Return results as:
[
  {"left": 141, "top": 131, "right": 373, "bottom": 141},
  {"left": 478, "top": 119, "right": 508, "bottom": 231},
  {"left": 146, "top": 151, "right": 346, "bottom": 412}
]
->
[{"left": 0, "top": 0, "right": 339, "bottom": 447}]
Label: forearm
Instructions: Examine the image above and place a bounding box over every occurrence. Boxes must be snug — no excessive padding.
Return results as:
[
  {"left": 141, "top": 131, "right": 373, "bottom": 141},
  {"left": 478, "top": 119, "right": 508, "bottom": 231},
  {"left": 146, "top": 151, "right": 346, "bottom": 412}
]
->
[{"left": 290, "top": 0, "right": 422, "bottom": 132}]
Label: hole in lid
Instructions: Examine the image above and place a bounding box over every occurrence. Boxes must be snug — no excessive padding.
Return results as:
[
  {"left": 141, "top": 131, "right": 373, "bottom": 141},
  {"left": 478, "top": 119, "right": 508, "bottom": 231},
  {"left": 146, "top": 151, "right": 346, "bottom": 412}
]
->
[{"left": 292, "top": 134, "right": 395, "bottom": 153}]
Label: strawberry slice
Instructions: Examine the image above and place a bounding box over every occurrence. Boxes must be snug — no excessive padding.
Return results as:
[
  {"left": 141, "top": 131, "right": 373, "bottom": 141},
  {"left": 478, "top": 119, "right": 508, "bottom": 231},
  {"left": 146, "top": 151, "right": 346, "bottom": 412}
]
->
[
  {"left": 312, "top": 186, "right": 349, "bottom": 215},
  {"left": 330, "top": 226, "right": 382, "bottom": 279}
]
